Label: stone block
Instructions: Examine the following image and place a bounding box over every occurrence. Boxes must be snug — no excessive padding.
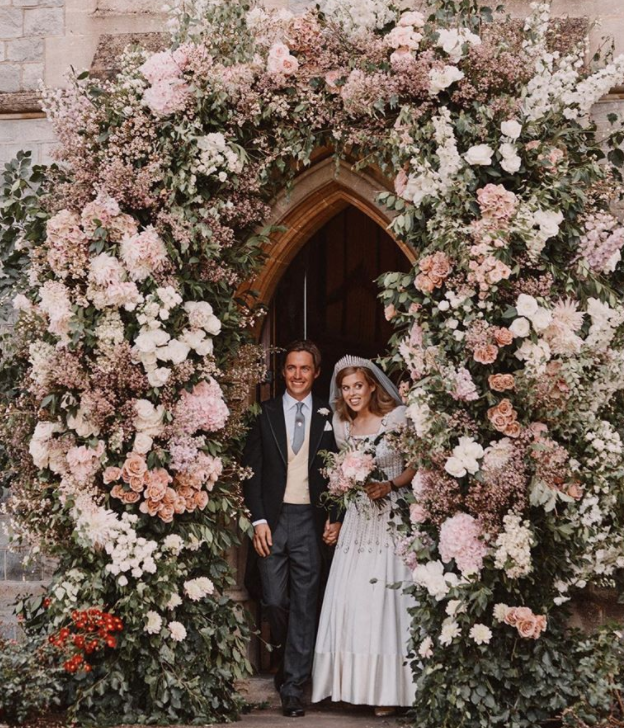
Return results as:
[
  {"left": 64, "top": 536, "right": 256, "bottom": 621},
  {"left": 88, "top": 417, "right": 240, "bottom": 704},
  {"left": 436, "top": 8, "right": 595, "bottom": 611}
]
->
[
  {"left": 21, "top": 62, "right": 44, "bottom": 89},
  {"left": 0, "top": 9, "right": 23, "bottom": 40},
  {"left": 0, "top": 43, "right": 5, "bottom": 62},
  {"left": 0, "top": 63, "right": 21, "bottom": 93},
  {"left": 23, "top": 7, "right": 64, "bottom": 37},
  {"left": 14, "top": 0, "right": 64, "bottom": 6},
  {"left": 7, "top": 37, "right": 44, "bottom": 62}
]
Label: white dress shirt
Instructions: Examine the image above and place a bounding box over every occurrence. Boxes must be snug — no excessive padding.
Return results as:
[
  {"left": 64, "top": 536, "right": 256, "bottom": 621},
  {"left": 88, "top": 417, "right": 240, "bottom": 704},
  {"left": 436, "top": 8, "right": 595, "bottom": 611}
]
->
[{"left": 252, "top": 392, "right": 313, "bottom": 528}]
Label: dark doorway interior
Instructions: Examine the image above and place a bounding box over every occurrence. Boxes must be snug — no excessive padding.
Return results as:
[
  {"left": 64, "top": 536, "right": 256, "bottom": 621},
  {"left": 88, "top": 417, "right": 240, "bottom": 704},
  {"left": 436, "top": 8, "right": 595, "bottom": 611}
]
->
[{"left": 263, "top": 205, "right": 412, "bottom": 398}]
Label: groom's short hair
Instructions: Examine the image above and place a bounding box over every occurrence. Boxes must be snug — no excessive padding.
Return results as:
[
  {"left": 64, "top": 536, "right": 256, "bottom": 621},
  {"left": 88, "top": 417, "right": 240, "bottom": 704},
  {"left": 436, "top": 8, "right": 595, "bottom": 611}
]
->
[{"left": 283, "top": 340, "right": 322, "bottom": 372}]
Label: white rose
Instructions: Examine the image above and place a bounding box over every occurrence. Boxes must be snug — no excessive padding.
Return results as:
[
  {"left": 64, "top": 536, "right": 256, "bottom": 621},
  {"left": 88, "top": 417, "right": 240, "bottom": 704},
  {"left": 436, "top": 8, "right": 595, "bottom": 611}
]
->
[
  {"left": 144, "top": 611, "right": 162, "bottom": 635},
  {"left": 509, "top": 317, "right": 531, "bottom": 338},
  {"left": 29, "top": 437, "right": 50, "bottom": 468},
  {"left": 533, "top": 209, "right": 563, "bottom": 239},
  {"left": 195, "top": 338, "right": 214, "bottom": 356},
  {"left": 160, "top": 339, "right": 191, "bottom": 365},
  {"left": 530, "top": 307, "right": 553, "bottom": 333},
  {"left": 203, "top": 315, "right": 222, "bottom": 336},
  {"left": 501, "top": 154, "right": 521, "bottom": 174},
  {"left": 133, "top": 432, "right": 153, "bottom": 455},
  {"left": 180, "top": 328, "right": 206, "bottom": 349},
  {"left": 147, "top": 367, "right": 171, "bottom": 388},
  {"left": 444, "top": 456, "right": 467, "bottom": 478},
  {"left": 501, "top": 120, "right": 522, "bottom": 139},
  {"left": 387, "top": 25, "right": 422, "bottom": 50},
  {"left": 168, "top": 620, "right": 187, "bottom": 642},
  {"left": 163, "top": 535, "right": 184, "bottom": 554},
  {"left": 429, "top": 65, "right": 464, "bottom": 95},
  {"left": 134, "top": 400, "right": 165, "bottom": 436},
  {"left": 135, "top": 328, "right": 170, "bottom": 354},
  {"left": 464, "top": 144, "right": 494, "bottom": 166},
  {"left": 118, "top": 575, "right": 128, "bottom": 587},
  {"left": 516, "top": 294, "right": 539, "bottom": 318}
]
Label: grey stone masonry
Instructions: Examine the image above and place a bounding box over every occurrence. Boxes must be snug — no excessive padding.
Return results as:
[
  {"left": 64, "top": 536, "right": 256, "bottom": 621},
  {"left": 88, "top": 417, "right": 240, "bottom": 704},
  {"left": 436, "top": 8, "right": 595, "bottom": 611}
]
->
[
  {"left": 0, "top": 8, "right": 24, "bottom": 39},
  {"left": 7, "top": 37, "right": 44, "bottom": 62},
  {"left": 23, "top": 7, "right": 64, "bottom": 36}
]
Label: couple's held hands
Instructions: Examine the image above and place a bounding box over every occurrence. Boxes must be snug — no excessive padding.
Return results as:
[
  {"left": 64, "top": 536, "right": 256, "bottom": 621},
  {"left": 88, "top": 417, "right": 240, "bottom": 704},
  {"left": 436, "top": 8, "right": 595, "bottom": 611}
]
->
[
  {"left": 365, "top": 481, "right": 392, "bottom": 501},
  {"left": 323, "top": 519, "right": 341, "bottom": 546},
  {"left": 253, "top": 523, "right": 273, "bottom": 557}
]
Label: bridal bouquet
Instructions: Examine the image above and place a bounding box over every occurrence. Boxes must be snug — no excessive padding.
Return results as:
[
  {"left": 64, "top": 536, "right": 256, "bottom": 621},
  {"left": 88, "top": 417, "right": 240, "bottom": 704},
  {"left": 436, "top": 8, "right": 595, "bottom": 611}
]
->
[{"left": 321, "top": 437, "right": 385, "bottom": 511}]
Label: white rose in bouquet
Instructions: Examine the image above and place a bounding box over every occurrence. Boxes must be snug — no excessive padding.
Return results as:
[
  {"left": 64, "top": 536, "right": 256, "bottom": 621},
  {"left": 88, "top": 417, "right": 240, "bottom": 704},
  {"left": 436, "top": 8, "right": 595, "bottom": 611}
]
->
[
  {"left": 516, "top": 294, "right": 539, "bottom": 318},
  {"left": 429, "top": 65, "right": 465, "bottom": 95},
  {"left": 500, "top": 119, "right": 522, "bottom": 139},
  {"left": 464, "top": 144, "right": 494, "bottom": 166}
]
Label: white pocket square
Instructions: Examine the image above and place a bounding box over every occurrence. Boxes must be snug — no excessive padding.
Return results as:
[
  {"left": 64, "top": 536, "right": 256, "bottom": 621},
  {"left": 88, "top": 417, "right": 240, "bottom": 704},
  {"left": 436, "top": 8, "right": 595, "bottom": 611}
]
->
[{"left": 324, "top": 421, "right": 333, "bottom": 432}]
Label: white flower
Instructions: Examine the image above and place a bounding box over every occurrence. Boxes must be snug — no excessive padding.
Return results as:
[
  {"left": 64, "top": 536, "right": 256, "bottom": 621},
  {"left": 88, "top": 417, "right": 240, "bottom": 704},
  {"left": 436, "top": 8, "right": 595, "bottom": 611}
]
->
[
  {"left": 168, "top": 620, "right": 187, "bottom": 642},
  {"left": 147, "top": 367, "right": 171, "bottom": 388},
  {"left": 444, "top": 456, "right": 467, "bottom": 478},
  {"left": 412, "top": 560, "right": 459, "bottom": 600},
  {"left": 317, "top": 407, "right": 330, "bottom": 416},
  {"left": 445, "top": 600, "right": 466, "bottom": 618},
  {"left": 509, "top": 317, "right": 531, "bottom": 338},
  {"left": 144, "top": 611, "right": 163, "bottom": 635},
  {"left": 533, "top": 209, "right": 564, "bottom": 239},
  {"left": 159, "top": 339, "right": 191, "bottom": 365},
  {"left": 418, "top": 636, "right": 434, "bottom": 658},
  {"left": 429, "top": 65, "right": 465, "bottom": 95},
  {"left": 436, "top": 27, "right": 481, "bottom": 62},
  {"left": 167, "top": 593, "right": 183, "bottom": 610},
  {"left": 493, "top": 603, "right": 510, "bottom": 622},
  {"left": 398, "top": 11, "right": 425, "bottom": 28},
  {"left": 184, "top": 301, "right": 222, "bottom": 334},
  {"left": 13, "top": 293, "right": 32, "bottom": 311},
  {"left": 500, "top": 149, "right": 522, "bottom": 174},
  {"left": 501, "top": 120, "right": 522, "bottom": 139},
  {"left": 118, "top": 575, "right": 128, "bottom": 587},
  {"left": 530, "top": 307, "right": 553, "bottom": 333},
  {"left": 134, "top": 400, "right": 165, "bottom": 436},
  {"left": 464, "top": 144, "right": 494, "bottom": 166},
  {"left": 133, "top": 432, "right": 153, "bottom": 455},
  {"left": 184, "top": 577, "right": 215, "bottom": 601},
  {"left": 386, "top": 24, "right": 422, "bottom": 50},
  {"left": 163, "top": 534, "right": 184, "bottom": 554},
  {"left": 439, "top": 618, "right": 461, "bottom": 646},
  {"left": 135, "top": 328, "right": 171, "bottom": 354},
  {"left": 516, "top": 294, "right": 539, "bottom": 318},
  {"left": 469, "top": 623, "right": 492, "bottom": 645}
]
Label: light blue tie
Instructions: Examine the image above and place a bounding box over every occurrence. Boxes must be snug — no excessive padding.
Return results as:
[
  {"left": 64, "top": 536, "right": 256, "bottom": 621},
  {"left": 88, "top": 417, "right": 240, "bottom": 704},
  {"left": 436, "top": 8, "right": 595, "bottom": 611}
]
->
[{"left": 292, "top": 402, "right": 305, "bottom": 454}]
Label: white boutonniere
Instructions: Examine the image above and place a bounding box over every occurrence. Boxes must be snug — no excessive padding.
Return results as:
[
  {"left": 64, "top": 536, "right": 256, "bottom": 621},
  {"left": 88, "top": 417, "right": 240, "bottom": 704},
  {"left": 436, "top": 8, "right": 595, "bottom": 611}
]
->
[
  {"left": 324, "top": 421, "right": 333, "bottom": 432},
  {"left": 317, "top": 407, "right": 330, "bottom": 416}
]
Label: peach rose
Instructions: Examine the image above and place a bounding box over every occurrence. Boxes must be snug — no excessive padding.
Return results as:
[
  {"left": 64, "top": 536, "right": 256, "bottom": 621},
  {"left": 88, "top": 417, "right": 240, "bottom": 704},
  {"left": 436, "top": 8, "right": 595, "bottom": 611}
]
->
[
  {"left": 415, "top": 273, "right": 435, "bottom": 293},
  {"left": 529, "top": 422, "right": 548, "bottom": 438},
  {"left": 158, "top": 504, "right": 175, "bottom": 523},
  {"left": 103, "top": 466, "right": 122, "bottom": 484},
  {"left": 497, "top": 399, "right": 514, "bottom": 417},
  {"left": 504, "top": 422, "right": 522, "bottom": 438},
  {"left": 473, "top": 345, "right": 498, "bottom": 365},
  {"left": 128, "top": 476, "right": 146, "bottom": 493},
  {"left": 121, "top": 491, "right": 141, "bottom": 504},
  {"left": 110, "top": 484, "right": 125, "bottom": 499},
  {"left": 494, "top": 328, "right": 513, "bottom": 347},
  {"left": 488, "top": 373, "right": 515, "bottom": 391},
  {"left": 517, "top": 612, "right": 547, "bottom": 639},
  {"left": 145, "top": 481, "right": 167, "bottom": 502},
  {"left": 140, "top": 499, "right": 162, "bottom": 517},
  {"left": 565, "top": 481, "right": 584, "bottom": 500},
  {"left": 163, "top": 487, "right": 177, "bottom": 505},
  {"left": 431, "top": 252, "right": 451, "bottom": 279},
  {"left": 194, "top": 490, "right": 209, "bottom": 510},
  {"left": 489, "top": 411, "right": 511, "bottom": 431},
  {"left": 121, "top": 453, "right": 147, "bottom": 483},
  {"left": 173, "top": 497, "right": 186, "bottom": 515}
]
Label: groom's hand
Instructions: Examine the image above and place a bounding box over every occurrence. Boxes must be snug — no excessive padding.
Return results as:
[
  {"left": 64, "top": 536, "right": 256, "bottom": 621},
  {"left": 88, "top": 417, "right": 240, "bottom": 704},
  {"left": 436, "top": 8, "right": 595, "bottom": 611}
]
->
[
  {"left": 323, "top": 519, "right": 341, "bottom": 546},
  {"left": 253, "top": 523, "right": 273, "bottom": 557}
]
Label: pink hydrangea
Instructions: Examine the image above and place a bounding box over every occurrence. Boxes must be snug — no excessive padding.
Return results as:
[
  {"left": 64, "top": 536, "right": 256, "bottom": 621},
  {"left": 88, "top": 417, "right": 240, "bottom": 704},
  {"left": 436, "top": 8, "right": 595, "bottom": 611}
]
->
[
  {"left": 173, "top": 378, "right": 229, "bottom": 435},
  {"left": 439, "top": 513, "right": 488, "bottom": 576},
  {"left": 143, "top": 79, "right": 190, "bottom": 117},
  {"left": 476, "top": 183, "right": 518, "bottom": 222},
  {"left": 120, "top": 226, "right": 168, "bottom": 281},
  {"left": 139, "top": 50, "right": 184, "bottom": 84}
]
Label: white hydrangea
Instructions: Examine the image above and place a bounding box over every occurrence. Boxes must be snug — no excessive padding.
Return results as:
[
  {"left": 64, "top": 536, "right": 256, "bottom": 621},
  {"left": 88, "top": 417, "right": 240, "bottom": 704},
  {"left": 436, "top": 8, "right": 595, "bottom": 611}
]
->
[
  {"left": 494, "top": 513, "right": 534, "bottom": 579},
  {"left": 195, "top": 133, "right": 244, "bottom": 179}
]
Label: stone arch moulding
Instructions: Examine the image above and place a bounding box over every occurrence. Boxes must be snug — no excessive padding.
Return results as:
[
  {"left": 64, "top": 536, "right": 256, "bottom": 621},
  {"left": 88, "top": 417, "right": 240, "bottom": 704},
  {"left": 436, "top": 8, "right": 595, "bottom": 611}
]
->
[{"left": 244, "top": 156, "right": 417, "bottom": 310}]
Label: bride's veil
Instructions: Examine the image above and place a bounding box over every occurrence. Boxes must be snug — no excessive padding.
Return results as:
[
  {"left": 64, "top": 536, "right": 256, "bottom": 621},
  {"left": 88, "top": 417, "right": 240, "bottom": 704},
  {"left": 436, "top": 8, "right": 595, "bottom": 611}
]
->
[{"left": 329, "top": 355, "right": 403, "bottom": 412}]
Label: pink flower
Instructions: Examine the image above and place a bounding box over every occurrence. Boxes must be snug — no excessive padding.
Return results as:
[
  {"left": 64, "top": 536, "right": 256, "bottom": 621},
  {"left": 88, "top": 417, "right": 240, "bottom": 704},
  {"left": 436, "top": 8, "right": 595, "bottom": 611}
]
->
[
  {"left": 103, "top": 466, "right": 122, "bottom": 484},
  {"left": 173, "top": 378, "right": 229, "bottom": 435},
  {"left": 66, "top": 441, "right": 105, "bottom": 484},
  {"left": 476, "top": 184, "right": 518, "bottom": 222},
  {"left": 410, "top": 503, "right": 428, "bottom": 523},
  {"left": 341, "top": 451, "right": 375, "bottom": 483},
  {"left": 384, "top": 304, "right": 397, "bottom": 321},
  {"left": 324, "top": 69, "right": 344, "bottom": 93},
  {"left": 139, "top": 50, "right": 184, "bottom": 84},
  {"left": 439, "top": 513, "right": 488, "bottom": 576},
  {"left": 143, "top": 78, "right": 190, "bottom": 116},
  {"left": 267, "top": 43, "right": 299, "bottom": 76},
  {"left": 394, "top": 169, "right": 408, "bottom": 196},
  {"left": 120, "top": 226, "right": 168, "bottom": 281}
]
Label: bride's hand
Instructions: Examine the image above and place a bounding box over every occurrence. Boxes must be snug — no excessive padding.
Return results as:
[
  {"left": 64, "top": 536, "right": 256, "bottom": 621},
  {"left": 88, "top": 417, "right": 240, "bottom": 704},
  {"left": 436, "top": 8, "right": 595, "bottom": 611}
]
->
[{"left": 365, "top": 481, "right": 392, "bottom": 501}]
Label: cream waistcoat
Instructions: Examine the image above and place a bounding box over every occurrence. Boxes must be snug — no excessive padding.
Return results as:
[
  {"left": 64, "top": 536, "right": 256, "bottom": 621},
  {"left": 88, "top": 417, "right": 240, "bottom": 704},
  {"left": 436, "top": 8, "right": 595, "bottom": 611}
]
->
[{"left": 284, "top": 422, "right": 311, "bottom": 504}]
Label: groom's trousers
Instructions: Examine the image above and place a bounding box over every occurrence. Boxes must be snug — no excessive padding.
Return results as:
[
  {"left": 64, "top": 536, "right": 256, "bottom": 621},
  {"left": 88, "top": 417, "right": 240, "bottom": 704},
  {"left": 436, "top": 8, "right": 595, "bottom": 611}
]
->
[{"left": 257, "top": 503, "right": 322, "bottom": 699}]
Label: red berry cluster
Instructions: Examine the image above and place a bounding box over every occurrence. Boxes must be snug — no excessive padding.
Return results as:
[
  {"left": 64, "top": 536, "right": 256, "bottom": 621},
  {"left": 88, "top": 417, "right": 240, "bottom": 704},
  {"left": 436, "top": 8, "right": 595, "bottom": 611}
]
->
[{"left": 49, "top": 608, "right": 123, "bottom": 673}]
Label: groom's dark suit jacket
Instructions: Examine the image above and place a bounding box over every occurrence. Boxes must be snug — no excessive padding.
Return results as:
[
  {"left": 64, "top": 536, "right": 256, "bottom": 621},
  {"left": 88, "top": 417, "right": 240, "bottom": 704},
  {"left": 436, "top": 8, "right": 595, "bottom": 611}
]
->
[{"left": 242, "top": 393, "right": 340, "bottom": 598}]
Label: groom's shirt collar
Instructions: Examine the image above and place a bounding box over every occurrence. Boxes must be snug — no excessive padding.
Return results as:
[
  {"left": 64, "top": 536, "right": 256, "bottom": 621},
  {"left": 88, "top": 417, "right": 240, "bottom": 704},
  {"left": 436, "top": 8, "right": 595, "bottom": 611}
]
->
[{"left": 282, "top": 391, "right": 313, "bottom": 413}]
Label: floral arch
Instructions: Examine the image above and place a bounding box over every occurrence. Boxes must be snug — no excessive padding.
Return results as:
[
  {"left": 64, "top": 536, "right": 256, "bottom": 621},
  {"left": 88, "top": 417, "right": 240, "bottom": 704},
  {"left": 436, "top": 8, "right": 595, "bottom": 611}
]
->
[{"left": 3, "top": 0, "right": 624, "bottom": 726}]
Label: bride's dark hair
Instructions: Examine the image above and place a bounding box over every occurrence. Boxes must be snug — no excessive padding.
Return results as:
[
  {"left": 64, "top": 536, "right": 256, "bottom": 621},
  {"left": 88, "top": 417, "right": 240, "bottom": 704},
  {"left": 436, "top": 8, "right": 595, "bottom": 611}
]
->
[{"left": 335, "top": 366, "right": 397, "bottom": 422}]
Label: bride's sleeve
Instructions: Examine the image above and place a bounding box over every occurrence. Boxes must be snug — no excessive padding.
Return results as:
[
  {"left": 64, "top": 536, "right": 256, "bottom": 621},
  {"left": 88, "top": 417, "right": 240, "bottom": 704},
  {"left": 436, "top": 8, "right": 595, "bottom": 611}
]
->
[{"left": 332, "top": 412, "right": 348, "bottom": 449}]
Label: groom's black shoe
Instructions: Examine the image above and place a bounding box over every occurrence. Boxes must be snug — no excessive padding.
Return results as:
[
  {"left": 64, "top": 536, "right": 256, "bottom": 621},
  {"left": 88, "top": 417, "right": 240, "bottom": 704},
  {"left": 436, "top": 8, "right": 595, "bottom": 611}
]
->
[{"left": 282, "top": 696, "right": 305, "bottom": 718}]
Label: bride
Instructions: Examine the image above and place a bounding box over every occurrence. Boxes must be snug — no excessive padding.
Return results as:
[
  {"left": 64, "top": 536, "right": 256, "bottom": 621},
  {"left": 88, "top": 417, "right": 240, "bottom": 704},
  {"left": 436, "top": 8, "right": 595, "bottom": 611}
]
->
[{"left": 312, "top": 356, "right": 416, "bottom": 716}]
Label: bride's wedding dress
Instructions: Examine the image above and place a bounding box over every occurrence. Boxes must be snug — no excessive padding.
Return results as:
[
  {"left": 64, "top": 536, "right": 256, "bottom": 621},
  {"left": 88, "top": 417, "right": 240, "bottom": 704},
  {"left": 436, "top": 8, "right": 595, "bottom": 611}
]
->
[{"left": 312, "top": 406, "right": 416, "bottom": 707}]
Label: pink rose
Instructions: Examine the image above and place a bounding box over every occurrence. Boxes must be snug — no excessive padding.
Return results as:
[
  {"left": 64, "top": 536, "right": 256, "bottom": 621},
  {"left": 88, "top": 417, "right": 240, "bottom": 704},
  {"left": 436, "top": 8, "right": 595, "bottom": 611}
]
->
[
  {"left": 394, "top": 168, "right": 408, "bottom": 196},
  {"left": 121, "top": 453, "right": 148, "bottom": 484},
  {"left": 409, "top": 503, "right": 428, "bottom": 523},
  {"left": 103, "top": 466, "right": 122, "bottom": 484},
  {"left": 473, "top": 345, "right": 498, "bottom": 365}
]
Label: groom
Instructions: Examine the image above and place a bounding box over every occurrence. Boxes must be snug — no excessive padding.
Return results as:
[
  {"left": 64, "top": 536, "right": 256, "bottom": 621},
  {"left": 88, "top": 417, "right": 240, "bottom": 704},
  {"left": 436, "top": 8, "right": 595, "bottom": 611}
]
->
[{"left": 243, "top": 340, "right": 341, "bottom": 718}]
